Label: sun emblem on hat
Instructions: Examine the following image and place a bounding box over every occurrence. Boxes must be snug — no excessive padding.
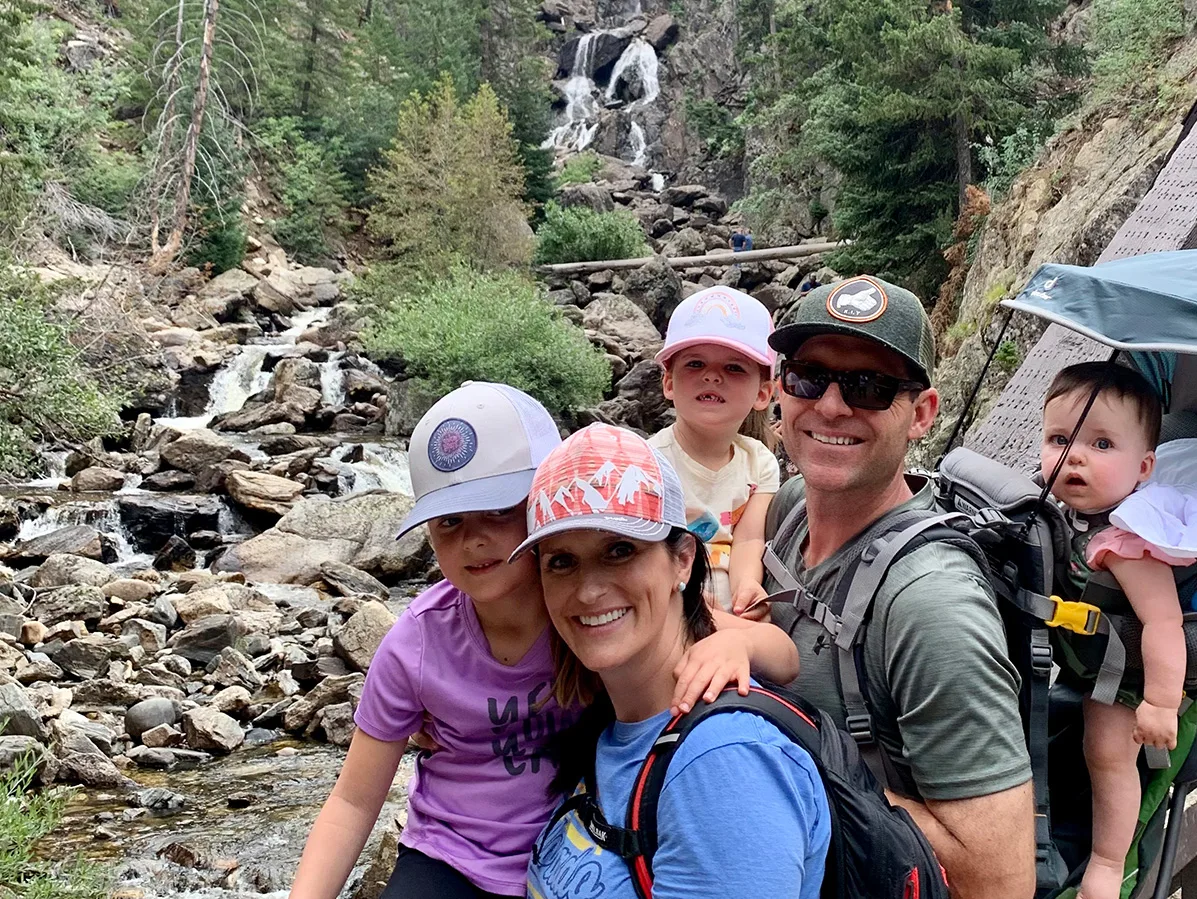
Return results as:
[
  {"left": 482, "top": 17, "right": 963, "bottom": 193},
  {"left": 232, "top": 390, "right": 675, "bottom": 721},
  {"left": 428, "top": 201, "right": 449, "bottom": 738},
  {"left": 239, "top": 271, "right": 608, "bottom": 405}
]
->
[
  {"left": 827, "top": 277, "right": 889, "bottom": 323},
  {"left": 428, "top": 418, "right": 478, "bottom": 472}
]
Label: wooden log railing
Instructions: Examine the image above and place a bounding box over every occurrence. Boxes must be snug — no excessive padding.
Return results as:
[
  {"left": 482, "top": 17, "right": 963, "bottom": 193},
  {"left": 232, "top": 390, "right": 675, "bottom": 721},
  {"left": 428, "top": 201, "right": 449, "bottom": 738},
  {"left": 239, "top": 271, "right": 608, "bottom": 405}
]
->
[{"left": 535, "top": 241, "right": 848, "bottom": 277}]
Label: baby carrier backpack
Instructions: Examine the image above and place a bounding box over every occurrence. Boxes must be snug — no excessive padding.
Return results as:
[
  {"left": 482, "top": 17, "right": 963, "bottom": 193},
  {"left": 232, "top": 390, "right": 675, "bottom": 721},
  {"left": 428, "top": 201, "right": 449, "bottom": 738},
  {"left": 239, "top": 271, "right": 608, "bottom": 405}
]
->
[
  {"left": 763, "top": 446, "right": 1197, "bottom": 899},
  {"left": 547, "top": 685, "right": 951, "bottom": 899}
]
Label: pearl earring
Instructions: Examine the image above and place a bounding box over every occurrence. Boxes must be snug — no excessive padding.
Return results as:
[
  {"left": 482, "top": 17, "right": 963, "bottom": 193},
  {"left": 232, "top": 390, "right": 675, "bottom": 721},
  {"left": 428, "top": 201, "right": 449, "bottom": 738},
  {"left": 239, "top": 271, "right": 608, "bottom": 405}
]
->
[{"left": 678, "top": 581, "right": 687, "bottom": 593}]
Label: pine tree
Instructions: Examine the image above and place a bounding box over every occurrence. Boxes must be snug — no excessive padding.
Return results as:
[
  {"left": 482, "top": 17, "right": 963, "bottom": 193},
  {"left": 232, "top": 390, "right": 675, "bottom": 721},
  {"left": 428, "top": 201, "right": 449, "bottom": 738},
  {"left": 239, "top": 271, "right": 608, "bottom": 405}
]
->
[
  {"left": 743, "top": 0, "right": 1076, "bottom": 296},
  {"left": 367, "top": 76, "right": 529, "bottom": 272}
]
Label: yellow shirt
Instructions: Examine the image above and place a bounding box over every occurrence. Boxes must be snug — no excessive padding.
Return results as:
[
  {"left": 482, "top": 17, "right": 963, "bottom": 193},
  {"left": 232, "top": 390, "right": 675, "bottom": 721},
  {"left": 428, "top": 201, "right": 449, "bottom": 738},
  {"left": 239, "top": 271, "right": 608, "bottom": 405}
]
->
[{"left": 648, "top": 426, "right": 781, "bottom": 610}]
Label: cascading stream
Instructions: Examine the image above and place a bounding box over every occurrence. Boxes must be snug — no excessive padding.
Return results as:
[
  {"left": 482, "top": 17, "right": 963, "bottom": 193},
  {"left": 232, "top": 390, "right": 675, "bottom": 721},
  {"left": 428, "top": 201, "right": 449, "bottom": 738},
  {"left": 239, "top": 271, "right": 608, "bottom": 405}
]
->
[{"left": 544, "top": 23, "right": 664, "bottom": 167}]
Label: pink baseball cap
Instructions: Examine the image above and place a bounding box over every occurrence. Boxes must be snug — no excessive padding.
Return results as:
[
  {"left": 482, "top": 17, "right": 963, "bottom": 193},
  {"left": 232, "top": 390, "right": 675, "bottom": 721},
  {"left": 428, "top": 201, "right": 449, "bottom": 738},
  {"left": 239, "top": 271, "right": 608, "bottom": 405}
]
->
[
  {"left": 509, "top": 423, "right": 688, "bottom": 559},
  {"left": 656, "top": 286, "right": 776, "bottom": 368}
]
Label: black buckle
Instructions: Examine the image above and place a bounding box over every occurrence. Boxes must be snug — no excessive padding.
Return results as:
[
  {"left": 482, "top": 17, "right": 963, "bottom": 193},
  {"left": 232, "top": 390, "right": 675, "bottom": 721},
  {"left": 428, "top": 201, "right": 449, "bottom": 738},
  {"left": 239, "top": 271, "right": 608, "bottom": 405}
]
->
[
  {"left": 1031, "top": 643, "right": 1053, "bottom": 678},
  {"left": 972, "top": 508, "right": 1009, "bottom": 529},
  {"left": 846, "top": 714, "right": 874, "bottom": 745}
]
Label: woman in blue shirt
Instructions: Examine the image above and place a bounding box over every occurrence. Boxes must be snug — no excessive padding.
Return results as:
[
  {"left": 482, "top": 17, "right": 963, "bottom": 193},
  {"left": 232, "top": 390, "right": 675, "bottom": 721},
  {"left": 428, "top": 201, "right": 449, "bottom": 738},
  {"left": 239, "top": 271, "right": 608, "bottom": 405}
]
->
[{"left": 512, "top": 424, "right": 830, "bottom": 899}]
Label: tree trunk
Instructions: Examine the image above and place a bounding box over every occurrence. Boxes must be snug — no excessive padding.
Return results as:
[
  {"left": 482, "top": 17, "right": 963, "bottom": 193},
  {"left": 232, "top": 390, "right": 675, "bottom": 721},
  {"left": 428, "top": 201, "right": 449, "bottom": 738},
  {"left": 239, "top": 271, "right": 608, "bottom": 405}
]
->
[
  {"left": 299, "top": 19, "right": 318, "bottom": 116},
  {"left": 358, "top": 0, "right": 372, "bottom": 24},
  {"left": 954, "top": 106, "right": 971, "bottom": 207},
  {"left": 148, "top": 0, "right": 218, "bottom": 274}
]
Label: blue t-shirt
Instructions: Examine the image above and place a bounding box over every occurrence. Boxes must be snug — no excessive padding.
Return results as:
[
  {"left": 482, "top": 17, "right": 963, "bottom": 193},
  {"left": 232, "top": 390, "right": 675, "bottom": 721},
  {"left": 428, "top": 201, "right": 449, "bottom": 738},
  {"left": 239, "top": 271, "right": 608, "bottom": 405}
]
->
[{"left": 526, "top": 707, "right": 831, "bottom": 899}]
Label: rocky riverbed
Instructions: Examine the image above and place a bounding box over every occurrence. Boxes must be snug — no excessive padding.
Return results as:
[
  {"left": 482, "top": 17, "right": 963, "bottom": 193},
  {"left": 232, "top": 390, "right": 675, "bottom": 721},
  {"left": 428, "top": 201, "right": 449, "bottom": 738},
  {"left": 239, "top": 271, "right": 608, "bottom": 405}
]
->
[{"left": 1, "top": 141, "right": 827, "bottom": 897}]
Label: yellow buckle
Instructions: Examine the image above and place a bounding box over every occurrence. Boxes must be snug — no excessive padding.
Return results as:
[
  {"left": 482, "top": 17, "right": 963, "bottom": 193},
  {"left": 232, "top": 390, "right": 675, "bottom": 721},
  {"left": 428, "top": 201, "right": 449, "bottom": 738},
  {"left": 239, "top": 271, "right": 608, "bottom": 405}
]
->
[{"left": 1045, "top": 595, "right": 1101, "bottom": 636}]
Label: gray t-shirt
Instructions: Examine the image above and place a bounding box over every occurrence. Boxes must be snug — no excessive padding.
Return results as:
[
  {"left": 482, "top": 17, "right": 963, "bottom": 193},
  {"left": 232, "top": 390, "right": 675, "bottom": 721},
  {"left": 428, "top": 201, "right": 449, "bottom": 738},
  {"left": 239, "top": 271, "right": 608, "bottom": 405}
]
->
[{"left": 766, "top": 475, "right": 1032, "bottom": 802}]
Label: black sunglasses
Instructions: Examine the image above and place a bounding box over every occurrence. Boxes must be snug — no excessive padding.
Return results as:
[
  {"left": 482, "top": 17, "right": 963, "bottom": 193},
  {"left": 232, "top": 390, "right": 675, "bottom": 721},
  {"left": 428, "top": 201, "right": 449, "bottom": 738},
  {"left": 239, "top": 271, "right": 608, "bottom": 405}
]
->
[{"left": 779, "top": 361, "right": 926, "bottom": 411}]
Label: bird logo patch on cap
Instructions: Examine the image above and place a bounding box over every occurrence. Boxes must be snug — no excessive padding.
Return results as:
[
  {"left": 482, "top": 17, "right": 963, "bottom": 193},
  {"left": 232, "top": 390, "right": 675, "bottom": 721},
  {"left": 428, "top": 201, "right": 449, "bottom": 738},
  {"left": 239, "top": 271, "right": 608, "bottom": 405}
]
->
[
  {"left": 827, "top": 277, "right": 889, "bottom": 323},
  {"left": 428, "top": 418, "right": 478, "bottom": 472}
]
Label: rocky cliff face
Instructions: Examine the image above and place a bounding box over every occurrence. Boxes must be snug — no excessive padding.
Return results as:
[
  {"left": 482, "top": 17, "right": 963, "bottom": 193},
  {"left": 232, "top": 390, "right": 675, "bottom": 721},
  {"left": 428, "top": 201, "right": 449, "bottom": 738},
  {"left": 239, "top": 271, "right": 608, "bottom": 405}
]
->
[
  {"left": 913, "top": 49, "right": 1197, "bottom": 466},
  {"left": 539, "top": 0, "right": 748, "bottom": 199}
]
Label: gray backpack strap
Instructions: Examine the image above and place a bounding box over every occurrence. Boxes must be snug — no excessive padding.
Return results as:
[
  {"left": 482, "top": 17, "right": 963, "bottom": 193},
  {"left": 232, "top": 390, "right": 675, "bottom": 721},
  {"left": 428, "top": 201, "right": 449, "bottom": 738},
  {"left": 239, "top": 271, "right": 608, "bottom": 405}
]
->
[{"left": 832, "top": 512, "right": 973, "bottom": 787}]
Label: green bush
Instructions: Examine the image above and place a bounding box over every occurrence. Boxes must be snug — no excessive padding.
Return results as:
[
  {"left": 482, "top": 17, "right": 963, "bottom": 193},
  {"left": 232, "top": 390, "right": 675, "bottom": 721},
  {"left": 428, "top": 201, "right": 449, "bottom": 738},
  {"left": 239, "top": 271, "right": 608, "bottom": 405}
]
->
[
  {"left": 555, "top": 152, "right": 602, "bottom": 187},
  {"left": 975, "top": 126, "right": 1050, "bottom": 198},
  {"left": 0, "top": 260, "right": 124, "bottom": 478},
  {"left": 361, "top": 264, "right": 611, "bottom": 412},
  {"left": 256, "top": 117, "right": 351, "bottom": 264},
  {"left": 67, "top": 149, "right": 144, "bottom": 217},
  {"left": 532, "top": 202, "right": 648, "bottom": 266},
  {"left": 0, "top": 751, "right": 106, "bottom": 898},
  {"left": 995, "top": 339, "right": 1022, "bottom": 373},
  {"left": 1092, "top": 0, "right": 1187, "bottom": 101},
  {"left": 684, "top": 95, "right": 744, "bottom": 159},
  {"left": 184, "top": 199, "right": 247, "bottom": 275}
]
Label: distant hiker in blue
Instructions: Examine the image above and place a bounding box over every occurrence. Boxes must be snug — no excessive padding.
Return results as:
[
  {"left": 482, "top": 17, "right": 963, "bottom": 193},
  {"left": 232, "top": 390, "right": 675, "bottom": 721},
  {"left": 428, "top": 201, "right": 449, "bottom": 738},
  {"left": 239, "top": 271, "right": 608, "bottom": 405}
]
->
[{"left": 730, "top": 227, "right": 752, "bottom": 252}]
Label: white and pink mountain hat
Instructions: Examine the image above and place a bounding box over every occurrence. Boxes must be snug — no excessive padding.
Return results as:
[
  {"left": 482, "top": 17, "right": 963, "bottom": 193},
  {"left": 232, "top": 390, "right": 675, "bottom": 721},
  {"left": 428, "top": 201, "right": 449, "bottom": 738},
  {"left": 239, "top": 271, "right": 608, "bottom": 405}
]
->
[{"left": 510, "top": 423, "right": 688, "bottom": 559}]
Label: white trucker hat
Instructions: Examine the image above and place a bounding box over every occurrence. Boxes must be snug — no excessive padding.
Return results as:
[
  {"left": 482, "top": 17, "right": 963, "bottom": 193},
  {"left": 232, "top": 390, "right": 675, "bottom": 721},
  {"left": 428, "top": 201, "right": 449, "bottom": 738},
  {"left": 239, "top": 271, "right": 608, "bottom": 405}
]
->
[
  {"left": 656, "top": 286, "right": 776, "bottom": 368},
  {"left": 396, "top": 382, "right": 562, "bottom": 538},
  {"left": 509, "top": 423, "right": 688, "bottom": 560}
]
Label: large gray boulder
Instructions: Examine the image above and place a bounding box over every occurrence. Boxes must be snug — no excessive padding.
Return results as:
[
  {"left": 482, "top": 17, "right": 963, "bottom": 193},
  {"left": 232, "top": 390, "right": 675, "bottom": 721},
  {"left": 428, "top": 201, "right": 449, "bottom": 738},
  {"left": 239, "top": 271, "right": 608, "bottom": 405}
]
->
[
  {"left": 182, "top": 707, "right": 244, "bottom": 753},
  {"left": 168, "top": 614, "right": 244, "bottom": 666},
  {"left": 620, "top": 256, "right": 683, "bottom": 332},
  {"left": 583, "top": 295, "right": 663, "bottom": 365},
  {"left": 319, "top": 561, "right": 388, "bottom": 601},
  {"left": 160, "top": 429, "right": 245, "bottom": 474},
  {"left": 9, "top": 526, "right": 109, "bottom": 563},
  {"left": 29, "top": 555, "right": 115, "bottom": 590},
  {"left": 199, "top": 268, "right": 258, "bottom": 300},
  {"left": 558, "top": 182, "right": 614, "bottom": 214},
  {"left": 0, "top": 684, "right": 45, "bottom": 740},
  {"left": 126, "top": 697, "right": 181, "bottom": 742},
  {"left": 31, "top": 584, "right": 107, "bottom": 625},
  {"left": 213, "top": 492, "right": 419, "bottom": 584},
  {"left": 334, "top": 601, "right": 397, "bottom": 672}
]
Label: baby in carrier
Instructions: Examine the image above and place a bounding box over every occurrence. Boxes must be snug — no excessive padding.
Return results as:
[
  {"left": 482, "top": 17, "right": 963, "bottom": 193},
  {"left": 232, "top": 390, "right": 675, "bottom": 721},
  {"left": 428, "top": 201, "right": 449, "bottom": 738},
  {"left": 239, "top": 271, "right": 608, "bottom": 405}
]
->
[{"left": 1040, "top": 361, "right": 1197, "bottom": 899}]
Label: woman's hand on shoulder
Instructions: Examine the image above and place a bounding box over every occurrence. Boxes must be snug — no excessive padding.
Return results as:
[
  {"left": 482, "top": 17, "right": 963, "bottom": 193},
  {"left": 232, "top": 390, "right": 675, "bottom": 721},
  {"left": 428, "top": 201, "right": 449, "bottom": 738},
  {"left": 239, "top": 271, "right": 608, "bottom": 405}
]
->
[{"left": 670, "top": 629, "right": 752, "bottom": 717}]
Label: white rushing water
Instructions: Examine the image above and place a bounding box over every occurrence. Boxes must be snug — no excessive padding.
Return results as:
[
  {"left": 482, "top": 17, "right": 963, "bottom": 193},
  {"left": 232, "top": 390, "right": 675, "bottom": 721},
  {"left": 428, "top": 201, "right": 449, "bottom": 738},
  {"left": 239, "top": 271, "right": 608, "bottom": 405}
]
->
[
  {"left": 160, "top": 307, "right": 333, "bottom": 430},
  {"left": 606, "top": 39, "right": 659, "bottom": 106},
  {"left": 330, "top": 443, "right": 414, "bottom": 496},
  {"left": 628, "top": 121, "right": 647, "bottom": 167},
  {"left": 16, "top": 499, "right": 150, "bottom": 568},
  {"left": 545, "top": 29, "right": 662, "bottom": 161},
  {"left": 545, "top": 33, "right": 603, "bottom": 152}
]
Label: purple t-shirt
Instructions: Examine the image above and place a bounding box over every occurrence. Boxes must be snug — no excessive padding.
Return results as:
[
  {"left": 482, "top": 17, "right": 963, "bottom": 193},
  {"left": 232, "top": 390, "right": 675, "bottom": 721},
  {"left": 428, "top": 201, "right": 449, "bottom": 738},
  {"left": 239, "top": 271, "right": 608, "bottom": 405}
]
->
[{"left": 354, "top": 580, "right": 577, "bottom": 896}]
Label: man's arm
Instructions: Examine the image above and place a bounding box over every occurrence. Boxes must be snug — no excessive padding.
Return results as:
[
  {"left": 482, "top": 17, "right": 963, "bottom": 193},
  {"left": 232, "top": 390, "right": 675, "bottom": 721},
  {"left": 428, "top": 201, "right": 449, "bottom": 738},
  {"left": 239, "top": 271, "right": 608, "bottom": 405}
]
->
[
  {"left": 879, "top": 550, "right": 1035, "bottom": 898},
  {"left": 887, "top": 783, "right": 1035, "bottom": 899}
]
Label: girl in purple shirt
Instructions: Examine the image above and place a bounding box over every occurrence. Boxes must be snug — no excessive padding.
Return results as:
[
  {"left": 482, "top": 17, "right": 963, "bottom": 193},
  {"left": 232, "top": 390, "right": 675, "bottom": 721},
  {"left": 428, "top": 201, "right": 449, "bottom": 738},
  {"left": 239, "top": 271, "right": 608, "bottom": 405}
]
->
[{"left": 290, "top": 382, "right": 800, "bottom": 899}]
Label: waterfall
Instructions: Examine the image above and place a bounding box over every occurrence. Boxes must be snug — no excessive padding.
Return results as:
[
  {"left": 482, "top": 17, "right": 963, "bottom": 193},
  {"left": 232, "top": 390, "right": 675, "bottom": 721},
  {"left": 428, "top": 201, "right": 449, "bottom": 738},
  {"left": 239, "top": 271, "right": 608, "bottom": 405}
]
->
[
  {"left": 545, "top": 75, "right": 601, "bottom": 152},
  {"left": 628, "top": 122, "right": 647, "bottom": 167},
  {"left": 16, "top": 499, "right": 148, "bottom": 567},
  {"left": 328, "top": 443, "right": 413, "bottom": 496},
  {"left": 319, "top": 350, "right": 347, "bottom": 407},
  {"left": 606, "top": 39, "right": 659, "bottom": 105},
  {"left": 159, "top": 307, "right": 332, "bottom": 430}
]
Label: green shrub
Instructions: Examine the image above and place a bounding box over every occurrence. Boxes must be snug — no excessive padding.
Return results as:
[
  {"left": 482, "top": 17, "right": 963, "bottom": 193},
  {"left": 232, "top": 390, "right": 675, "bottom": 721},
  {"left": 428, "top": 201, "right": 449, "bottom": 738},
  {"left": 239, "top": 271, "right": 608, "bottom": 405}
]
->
[
  {"left": 995, "top": 339, "right": 1022, "bottom": 373},
  {"left": 555, "top": 152, "right": 602, "bottom": 187},
  {"left": 361, "top": 264, "right": 611, "bottom": 412},
  {"left": 0, "top": 752, "right": 106, "bottom": 899},
  {"left": 684, "top": 95, "right": 744, "bottom": 158},
  {"left": 532, "top": 202, "right": 648, "bottom": 266},
  {"left": 184, "top": 199, "right": 247, "bottom": 275},
  {"left": 67, "top": 149, "right": 144, "bottom": 217},
  {"left": 0, "top": 260, "right": 124, "bottom": 478},
  {"left": 1091, "top": 0, "right": 1187, "bottom": 102},
  {"left": 256, "top": 117, "right": 351, "bottom": 264},
  {"left": 975, "top": 126, "right": 1050, "bottom": 198}
]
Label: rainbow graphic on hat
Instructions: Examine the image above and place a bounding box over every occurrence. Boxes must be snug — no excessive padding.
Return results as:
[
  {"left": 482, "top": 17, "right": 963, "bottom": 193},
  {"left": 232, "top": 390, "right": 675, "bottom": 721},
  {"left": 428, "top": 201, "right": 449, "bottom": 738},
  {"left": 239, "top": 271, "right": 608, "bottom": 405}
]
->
[{"left": 685, "top": 289, "right": 746, "bottom": 330}]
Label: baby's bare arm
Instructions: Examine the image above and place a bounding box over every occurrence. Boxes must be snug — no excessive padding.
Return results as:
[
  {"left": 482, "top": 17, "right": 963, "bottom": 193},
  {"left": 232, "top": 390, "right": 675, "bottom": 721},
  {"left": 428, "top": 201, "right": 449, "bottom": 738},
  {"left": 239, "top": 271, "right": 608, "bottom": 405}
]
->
[{"left": 1106, "top": 554, "right": 1185, "bottom": 709}]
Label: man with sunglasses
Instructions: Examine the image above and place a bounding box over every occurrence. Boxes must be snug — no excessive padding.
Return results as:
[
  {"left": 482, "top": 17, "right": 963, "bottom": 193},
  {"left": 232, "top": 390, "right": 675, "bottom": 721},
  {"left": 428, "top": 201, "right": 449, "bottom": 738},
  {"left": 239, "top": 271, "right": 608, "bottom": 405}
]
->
[{"left": 762, "top": 276, "right": 1035, "bottom": 899}]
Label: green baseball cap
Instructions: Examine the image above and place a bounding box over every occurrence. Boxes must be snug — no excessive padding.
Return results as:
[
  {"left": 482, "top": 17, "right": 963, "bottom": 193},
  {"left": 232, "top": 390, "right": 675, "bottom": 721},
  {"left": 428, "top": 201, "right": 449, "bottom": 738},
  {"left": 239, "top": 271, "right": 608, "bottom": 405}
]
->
[{"left": 769, "top": 275, "right": 936, "bottom": 386}]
